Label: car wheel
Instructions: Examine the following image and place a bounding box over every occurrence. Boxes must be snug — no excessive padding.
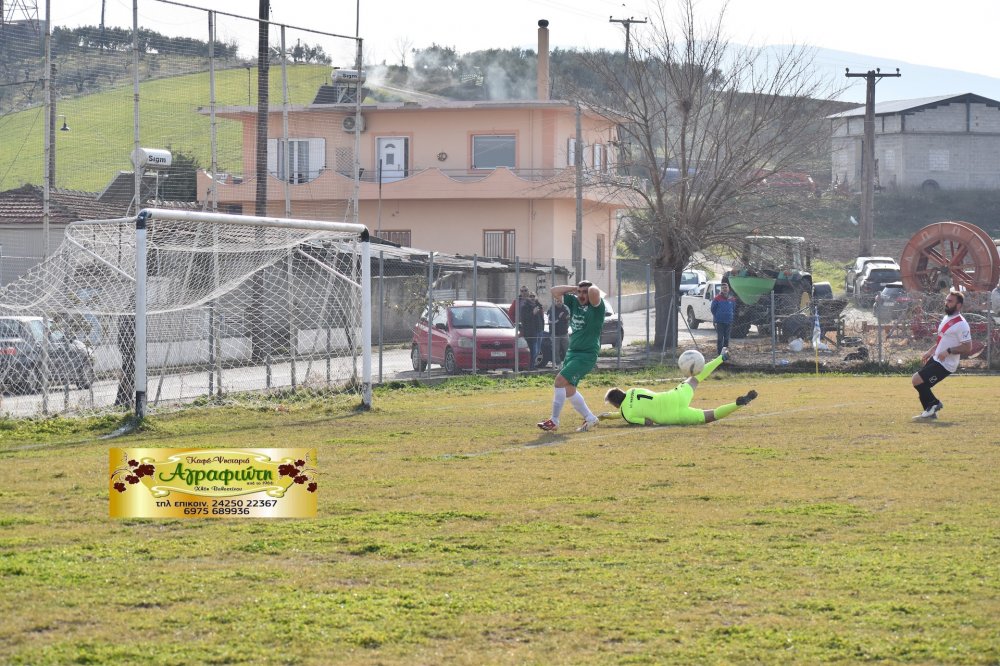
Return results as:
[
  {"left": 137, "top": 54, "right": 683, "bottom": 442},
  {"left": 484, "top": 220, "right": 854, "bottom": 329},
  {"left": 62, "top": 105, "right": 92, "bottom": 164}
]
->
[
  {"left": 444, "top": 348, "right": 459, "bottom": 375},
  {"left": 77, "top": 364, "right": 95, "bottom": 390},
  {"left": 410, "top": 345, "right": 426, "bottom": 372},
  {"left": 686, "top": 307, "right": 700, "bottom": 329},
  {"left": 783, "top": 314, "right": 810, "bottom": 341},
  {"left": 20, "top": 366, "right": 41, "bottom": 394}
]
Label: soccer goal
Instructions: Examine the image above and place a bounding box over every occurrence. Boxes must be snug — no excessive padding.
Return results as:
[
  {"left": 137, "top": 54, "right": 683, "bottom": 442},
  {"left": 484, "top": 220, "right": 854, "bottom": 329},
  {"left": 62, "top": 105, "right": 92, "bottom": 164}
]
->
[{"left": 0, "top": 208, "right": 371, "bottom": 418}]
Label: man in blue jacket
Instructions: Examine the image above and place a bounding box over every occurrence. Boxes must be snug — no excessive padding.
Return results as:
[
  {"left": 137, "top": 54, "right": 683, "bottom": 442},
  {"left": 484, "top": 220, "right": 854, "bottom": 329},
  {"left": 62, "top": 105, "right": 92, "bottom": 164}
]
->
[{"left": 710, "top": 282, "right": 736, "bottom": 355}]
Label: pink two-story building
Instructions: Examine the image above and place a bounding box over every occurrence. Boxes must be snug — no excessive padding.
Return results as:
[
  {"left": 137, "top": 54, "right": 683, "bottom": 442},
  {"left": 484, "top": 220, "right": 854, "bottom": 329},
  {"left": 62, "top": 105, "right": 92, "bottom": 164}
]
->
[{"left": 197, "top": 22, "right": 631, "bottom": 294}]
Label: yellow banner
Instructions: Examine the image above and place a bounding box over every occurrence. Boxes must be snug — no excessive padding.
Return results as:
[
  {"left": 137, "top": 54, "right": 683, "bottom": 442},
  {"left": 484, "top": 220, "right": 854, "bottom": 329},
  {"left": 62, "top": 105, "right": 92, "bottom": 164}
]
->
[{"left": 109, "top": 448, "right": 317, "bottom": 518}]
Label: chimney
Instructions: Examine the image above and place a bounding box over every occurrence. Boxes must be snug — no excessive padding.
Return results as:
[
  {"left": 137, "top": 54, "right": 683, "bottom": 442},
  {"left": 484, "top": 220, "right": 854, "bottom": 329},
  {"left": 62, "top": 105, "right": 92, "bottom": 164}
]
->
[{"left": 537, "top": 19, "right": 550, "bottom": 101}]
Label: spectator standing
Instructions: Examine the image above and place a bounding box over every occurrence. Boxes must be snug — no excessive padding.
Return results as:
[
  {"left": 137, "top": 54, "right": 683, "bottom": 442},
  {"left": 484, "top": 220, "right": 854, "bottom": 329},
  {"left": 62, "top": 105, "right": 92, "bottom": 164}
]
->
[
  {"left": 710, "top": 283, "right": 736, "bottom": 355},
  {"left": 518, "top": 292, "right": 543, "bottom": 369},
  {"left": 508, "top": 285, "right": 529, "bottom": 325},
  {"left": 548, "top": 299, "right": 570, "bottom": 367}
]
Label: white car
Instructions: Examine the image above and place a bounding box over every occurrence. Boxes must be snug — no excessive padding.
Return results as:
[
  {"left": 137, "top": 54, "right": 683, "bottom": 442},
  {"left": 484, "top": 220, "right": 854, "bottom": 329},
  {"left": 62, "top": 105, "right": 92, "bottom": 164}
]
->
[
  {"left": 679, "top": 269, "right": 708, "bottom": 296},
  {"left": 845, "top": 256, "right": 897, "bottom": 295}
]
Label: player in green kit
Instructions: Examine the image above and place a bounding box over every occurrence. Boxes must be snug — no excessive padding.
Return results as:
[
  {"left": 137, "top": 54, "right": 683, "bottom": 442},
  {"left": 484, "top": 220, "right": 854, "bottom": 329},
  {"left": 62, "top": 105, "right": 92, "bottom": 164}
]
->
[
  {"left": 603, "top": 349, "right": 758, "bottom": 425},
  {"left": 537, "top": 280, "right": 605, "bottom": 432}
]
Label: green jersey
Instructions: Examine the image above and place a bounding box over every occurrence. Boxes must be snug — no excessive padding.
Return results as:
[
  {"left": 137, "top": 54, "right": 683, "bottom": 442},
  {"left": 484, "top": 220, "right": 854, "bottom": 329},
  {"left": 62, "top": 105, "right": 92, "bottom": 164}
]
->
[{"left": 564, "top": 293, "right": 605, "bottom": 354}]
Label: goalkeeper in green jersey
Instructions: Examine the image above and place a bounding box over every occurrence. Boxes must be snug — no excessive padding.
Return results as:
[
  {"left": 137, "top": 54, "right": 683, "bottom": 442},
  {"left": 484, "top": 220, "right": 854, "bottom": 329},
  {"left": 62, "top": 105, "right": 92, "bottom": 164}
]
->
[{"left": 603, "top": 349, "right": 757, "bottom": 426}]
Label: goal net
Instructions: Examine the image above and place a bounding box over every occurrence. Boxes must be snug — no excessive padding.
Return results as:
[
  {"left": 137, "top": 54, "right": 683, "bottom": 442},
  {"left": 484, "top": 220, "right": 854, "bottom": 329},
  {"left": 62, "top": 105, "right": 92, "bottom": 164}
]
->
[{"left": 0, "top": 209, "right": 371, "bottom": 418}]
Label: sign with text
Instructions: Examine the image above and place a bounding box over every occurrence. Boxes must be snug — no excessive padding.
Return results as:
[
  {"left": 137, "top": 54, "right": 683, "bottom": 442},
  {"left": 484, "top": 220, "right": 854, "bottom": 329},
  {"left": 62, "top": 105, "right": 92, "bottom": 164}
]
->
[{"left": 109, "top": 448, "right": 317, "bottom": 518}]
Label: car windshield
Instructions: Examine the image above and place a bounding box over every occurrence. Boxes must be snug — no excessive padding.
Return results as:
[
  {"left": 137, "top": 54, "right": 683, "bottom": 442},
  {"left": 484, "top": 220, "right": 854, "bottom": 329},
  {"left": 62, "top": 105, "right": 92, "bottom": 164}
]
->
[
  {"left": 869, "top": 269, "right": 901, "bottom": 282},
  {"left": 681, "top": 271, "right": 699, "bottom": 286},
  {"left": 451, "top": 306, "right": 512, "bottom": 329}
]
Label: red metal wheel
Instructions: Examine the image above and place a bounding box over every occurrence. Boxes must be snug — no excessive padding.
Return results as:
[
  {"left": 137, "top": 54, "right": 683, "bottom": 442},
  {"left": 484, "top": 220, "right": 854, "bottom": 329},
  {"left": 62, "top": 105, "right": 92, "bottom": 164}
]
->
[{"left": 899, "top": 221, "right": 1000, "bottom": 292}]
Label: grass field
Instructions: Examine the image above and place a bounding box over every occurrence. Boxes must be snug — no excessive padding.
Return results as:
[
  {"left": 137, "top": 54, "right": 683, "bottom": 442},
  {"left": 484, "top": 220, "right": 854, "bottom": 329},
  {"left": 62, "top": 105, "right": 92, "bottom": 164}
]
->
[{"left": 0, "top": 371, "right": 997, "bottom": 665}]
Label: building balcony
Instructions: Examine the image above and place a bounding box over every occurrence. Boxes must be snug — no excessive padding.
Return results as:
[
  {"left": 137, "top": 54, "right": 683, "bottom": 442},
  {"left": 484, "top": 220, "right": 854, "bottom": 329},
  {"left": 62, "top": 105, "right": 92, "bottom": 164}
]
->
[{"left": 197, "top": 166, "right": 635, "bottom": 206}]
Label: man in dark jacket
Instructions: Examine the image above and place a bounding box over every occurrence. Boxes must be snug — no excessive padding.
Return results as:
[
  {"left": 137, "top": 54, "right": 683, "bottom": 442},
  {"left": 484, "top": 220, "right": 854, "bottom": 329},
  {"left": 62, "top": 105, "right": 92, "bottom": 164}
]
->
[
  {"left": 521, "top": 293, "right": 544, "bottom": 369},
  {"left": 548, "top": 299, "right": 570, "bottom": 366},
  {"left": 710, "top": 283, "right": 736, "bottom": 355}
]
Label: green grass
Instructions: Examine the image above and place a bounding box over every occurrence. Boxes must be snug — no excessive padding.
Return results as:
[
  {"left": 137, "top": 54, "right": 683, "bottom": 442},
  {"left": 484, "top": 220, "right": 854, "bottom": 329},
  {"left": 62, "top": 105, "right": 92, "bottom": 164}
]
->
[
  {"left": 0, "top": 64, "right": 330, "bottom": 192},
  {"left": 0, "top": 373, "right": 998, "bottom": 664}
]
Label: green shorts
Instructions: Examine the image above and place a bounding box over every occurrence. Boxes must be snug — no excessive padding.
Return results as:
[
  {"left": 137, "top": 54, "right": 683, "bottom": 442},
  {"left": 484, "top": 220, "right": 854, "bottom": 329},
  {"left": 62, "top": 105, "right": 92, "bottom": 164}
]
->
[{"left": 559, "top": 350, "right": 598, "bottom": 386}]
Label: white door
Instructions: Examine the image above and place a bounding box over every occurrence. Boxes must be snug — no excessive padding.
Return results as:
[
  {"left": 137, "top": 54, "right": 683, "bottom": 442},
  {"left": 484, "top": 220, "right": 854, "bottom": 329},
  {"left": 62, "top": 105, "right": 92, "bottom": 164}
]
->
[{"left": 377, "top": 137, "right": 408, "bottom": 183}]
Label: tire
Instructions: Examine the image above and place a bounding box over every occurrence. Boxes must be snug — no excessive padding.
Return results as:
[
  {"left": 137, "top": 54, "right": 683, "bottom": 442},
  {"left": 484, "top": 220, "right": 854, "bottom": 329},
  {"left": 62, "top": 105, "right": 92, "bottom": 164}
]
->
[
  {"left": 444, "top": 348, "right": 459, "bottom": 374},
  {"left": 410, "top": 344, "right": 426, "bottom": 372},
  {"left": 77, "top": 364, "right": 95, "bottom": 390},
  {"left": 783, "top": 314, "right": 810, "bottom": 341},
  {"left": 731, "top": 320, "right": 751, "bottom": 338},
  {"left": 686, "top": 307, "right": 700, "bottom": 329},
  {"left": 611, "top": 326, "right": 623, "bottom": 348},
  {"left": 20, "top": 366, "right": 41, "bottom": 394}
]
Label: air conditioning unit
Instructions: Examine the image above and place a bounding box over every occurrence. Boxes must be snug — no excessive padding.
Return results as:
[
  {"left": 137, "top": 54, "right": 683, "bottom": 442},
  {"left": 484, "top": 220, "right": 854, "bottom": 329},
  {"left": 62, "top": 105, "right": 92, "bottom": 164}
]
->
[{"left": 341, "top": 115, "right": 365, "bottom": 133}]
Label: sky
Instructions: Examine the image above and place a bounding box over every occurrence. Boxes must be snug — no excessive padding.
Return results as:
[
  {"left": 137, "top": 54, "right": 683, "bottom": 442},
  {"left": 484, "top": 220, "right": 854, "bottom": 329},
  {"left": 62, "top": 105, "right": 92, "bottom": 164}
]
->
[{"left": 41, "top": 0, "right": 1000, "bottom": 93}]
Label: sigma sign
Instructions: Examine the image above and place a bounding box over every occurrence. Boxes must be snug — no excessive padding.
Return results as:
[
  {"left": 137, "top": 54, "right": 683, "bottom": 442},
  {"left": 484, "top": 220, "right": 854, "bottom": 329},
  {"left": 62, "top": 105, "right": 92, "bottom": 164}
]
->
[{"left": 130, "top": 147, "right": 173, "bottom": 168}]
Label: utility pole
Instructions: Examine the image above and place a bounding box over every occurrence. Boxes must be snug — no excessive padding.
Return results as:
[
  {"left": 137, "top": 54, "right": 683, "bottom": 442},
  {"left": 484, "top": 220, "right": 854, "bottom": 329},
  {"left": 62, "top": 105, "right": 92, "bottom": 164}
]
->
[
  {"left": 609, "top": 16, "right": 646, "bottom": 60},
  {"left": 845, "top": 67, "right": 901, "bottom": 256},
  {"left": 609, "top": 15, "right": 646, "bottom": 87},
  {"left": 574, "top": 103, "right": 583, "bottom": 280}
]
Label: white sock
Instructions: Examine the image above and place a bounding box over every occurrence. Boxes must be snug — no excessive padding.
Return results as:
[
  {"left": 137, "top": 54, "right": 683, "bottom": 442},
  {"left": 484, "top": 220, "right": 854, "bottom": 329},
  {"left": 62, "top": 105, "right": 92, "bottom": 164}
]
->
[
  {"left": 569, "top": 391, "right": 596, "bottom": 422},
  {"left": 551, "top": 387, "right": 566, "bottom": 423}
]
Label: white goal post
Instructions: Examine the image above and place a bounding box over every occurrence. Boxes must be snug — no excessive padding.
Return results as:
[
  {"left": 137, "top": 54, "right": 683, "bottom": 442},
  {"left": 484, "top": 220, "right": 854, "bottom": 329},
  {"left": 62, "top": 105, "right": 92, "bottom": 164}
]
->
[{"left": 133, "top": 208, "right": 371, "bottom": 418}]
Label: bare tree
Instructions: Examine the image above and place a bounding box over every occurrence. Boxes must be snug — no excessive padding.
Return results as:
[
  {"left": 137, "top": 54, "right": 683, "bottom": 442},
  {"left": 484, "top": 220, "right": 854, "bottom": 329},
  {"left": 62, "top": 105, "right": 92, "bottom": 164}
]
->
[
  {"left": 578, "top": 0, "right": 843, "bottom": 347},
  {"left": 394, "top": 36, "right": 413, "bottom": 68}
]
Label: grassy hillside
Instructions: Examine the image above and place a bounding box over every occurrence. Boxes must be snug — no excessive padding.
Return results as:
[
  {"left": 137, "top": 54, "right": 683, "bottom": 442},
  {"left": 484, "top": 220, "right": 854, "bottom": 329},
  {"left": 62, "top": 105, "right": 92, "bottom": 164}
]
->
[{"left": 0, "top": 64, "right": 330, "bottom": 193}]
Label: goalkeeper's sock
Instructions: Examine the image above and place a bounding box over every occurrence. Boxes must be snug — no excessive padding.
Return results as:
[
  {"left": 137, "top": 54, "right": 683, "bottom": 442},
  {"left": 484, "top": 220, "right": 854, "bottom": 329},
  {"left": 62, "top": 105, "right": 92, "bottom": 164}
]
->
[
  {"left": 551, "top": 387, "right": 567, "bottom": 423},
  {"left": 695, "top": 353, "right": 724, "bottom": 382},
  {"left": 713, "top": 402, "right": 739, "bottom": 420},
  {"left": 568, "top": 391, "right": 596, "bottom": 422}
]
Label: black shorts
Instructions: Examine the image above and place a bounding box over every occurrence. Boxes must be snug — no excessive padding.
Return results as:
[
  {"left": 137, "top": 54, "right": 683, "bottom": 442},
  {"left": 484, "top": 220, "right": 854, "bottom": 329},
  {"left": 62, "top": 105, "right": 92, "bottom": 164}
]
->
[{"left": 917, "top": 360, "right": 951, "bottom": 386}]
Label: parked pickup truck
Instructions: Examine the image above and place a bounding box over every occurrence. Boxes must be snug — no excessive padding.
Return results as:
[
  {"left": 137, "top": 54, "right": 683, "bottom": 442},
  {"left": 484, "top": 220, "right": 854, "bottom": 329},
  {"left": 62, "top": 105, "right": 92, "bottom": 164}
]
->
[{"left": 680, "top": 280, "right": 723, "bottom": 329}]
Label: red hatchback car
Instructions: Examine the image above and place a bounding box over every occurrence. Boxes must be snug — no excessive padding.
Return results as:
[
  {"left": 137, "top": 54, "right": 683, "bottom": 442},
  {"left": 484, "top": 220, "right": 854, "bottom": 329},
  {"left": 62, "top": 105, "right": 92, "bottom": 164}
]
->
[{"left": 411, "top": 301, "right": 531, "bottom": 374}]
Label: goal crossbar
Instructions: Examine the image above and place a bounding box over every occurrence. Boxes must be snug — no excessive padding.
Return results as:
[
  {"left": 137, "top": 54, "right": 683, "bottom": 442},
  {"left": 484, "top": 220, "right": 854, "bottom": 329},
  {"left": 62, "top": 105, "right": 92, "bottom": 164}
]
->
[{"left": 138, "top": 208, "right": 368, "bottom": 236}]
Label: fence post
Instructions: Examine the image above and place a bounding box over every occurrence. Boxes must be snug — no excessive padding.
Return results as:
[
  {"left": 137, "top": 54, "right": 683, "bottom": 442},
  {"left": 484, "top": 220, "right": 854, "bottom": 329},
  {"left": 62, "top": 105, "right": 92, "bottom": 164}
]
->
[
  {"left": 134, "top": 212, "right": 148, "bottom": 419},
  {"left": 426, "top": 252, "right": 434, "bottom": 378},
  {"left": 378, "top": 250, "right": 384, "bottom": 384},
  {"left": 550, "top": 257, "right": 557, "bottom": 372},
  {"left": 514, "top": 257, "right": 520, "bottom": 376},
  {"left": 770, "top": 291, "right": 776, "bottom": 368},
  {"left": 645, "top": 263, "right": 651, "bottom": 367},
  {"left": 616, "top": 258, "right": 622, "bottom": 370},
  {"left": 472, "top": 255, "right": 478, "bottom": 375}
]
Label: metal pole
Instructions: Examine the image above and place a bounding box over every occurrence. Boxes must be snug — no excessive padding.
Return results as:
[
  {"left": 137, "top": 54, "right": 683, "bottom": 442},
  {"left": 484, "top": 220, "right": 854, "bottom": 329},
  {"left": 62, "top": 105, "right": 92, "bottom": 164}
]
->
[
  {"left": 426, "top": 252, "right": 434, "bottom": 378},
  {"left": 616, "top": 259, "right": 622, "bottom": 369},
  {"left": 472, "top": 255, "right": 478, "bottom": 375},
  {"left": 550, "top": 257, "right": 557, "bottom": 370},
  {"left": 645, "top": 263, "right": 651, "bottom": 367},
  {"left": 770, "top": 291, "right": 777, "bottom": 368},
  {"left": 134, "top": 212, "right": 148, "bottom": 418},
  {"left": 377, "top": 250, "right": 384, "bottom": 384},
  {"left": 514, "top": 257, "right": 520, "bottom": 375},
  {"left": 361, "top": 236, "right": 372, "bottom": 407}
]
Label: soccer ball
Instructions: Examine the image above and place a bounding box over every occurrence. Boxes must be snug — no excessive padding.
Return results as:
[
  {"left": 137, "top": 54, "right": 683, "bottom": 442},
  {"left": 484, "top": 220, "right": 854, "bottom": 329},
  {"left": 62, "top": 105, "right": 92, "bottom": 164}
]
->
[{"left": 677, "top": 349, "right": 705, "bottom": 377}]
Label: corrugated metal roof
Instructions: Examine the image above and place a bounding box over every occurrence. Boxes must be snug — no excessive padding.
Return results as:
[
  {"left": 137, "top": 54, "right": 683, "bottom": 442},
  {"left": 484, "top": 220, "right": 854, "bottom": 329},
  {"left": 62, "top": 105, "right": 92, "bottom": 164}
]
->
[
  {"left": 827, "top": 92, "right": 1000, "bottom": 118},
  {"left": 0, "top": 184, "right": 197, "bottom": 226}
]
